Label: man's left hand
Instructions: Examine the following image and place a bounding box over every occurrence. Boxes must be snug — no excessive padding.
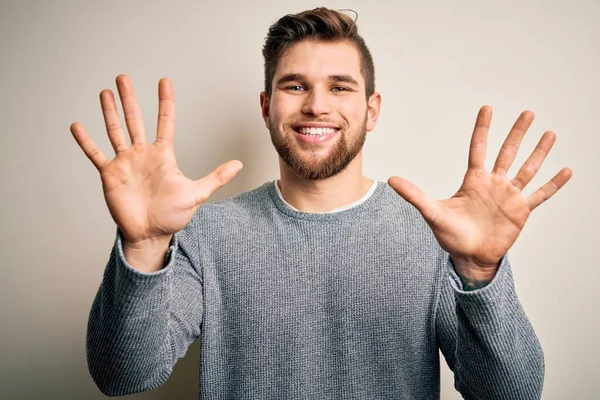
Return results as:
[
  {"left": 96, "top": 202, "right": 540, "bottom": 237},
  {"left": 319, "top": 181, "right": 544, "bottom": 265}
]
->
[{"left": 388, "top": 106, "right": 572, "bottom": 280}]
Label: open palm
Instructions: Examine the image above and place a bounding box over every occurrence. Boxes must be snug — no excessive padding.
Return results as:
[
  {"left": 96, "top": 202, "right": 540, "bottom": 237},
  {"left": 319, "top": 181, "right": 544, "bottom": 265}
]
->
[
  {"left": 70, "top": 75, "right": 243, "bottom": 244},
  {"left": 389, "top": 106, "right": 572, "bottom": 268}
]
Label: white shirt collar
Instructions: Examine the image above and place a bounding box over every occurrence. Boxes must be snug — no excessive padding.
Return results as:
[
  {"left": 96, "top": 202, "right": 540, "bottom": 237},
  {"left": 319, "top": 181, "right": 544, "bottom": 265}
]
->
[{"left": 273, "top": 179, "right": 378, "bottom": 214}]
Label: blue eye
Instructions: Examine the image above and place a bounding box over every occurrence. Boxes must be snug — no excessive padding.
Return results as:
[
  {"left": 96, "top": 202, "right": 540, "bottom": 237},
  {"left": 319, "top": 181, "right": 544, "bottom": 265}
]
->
[{"left": 287, "top": 85, "right": 305, "bottom": 91}]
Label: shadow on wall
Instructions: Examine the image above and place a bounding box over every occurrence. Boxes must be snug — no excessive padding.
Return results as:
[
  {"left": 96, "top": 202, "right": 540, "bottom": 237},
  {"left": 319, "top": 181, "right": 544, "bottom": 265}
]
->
[
  {"left": 132, "top": 339, "right": 202, "bottom": 400},
  {"left": 177, "top": 91, "right": 274, "bottom": 203},
  {"left": 0, "top": 336, "right": 197, "bottom": 400}
]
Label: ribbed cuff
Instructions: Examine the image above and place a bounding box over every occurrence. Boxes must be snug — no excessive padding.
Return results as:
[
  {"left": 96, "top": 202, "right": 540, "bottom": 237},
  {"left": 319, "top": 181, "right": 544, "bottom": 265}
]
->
[
  {"left": 114, "top": 227, "right": 179, "bottom": 282},
  {"left": 447, "top": 253, "right": 512, "bottom": 306}
]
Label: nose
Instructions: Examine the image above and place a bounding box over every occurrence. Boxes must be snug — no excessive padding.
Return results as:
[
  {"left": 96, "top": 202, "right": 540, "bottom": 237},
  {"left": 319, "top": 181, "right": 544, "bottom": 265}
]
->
[{"left": 301, "top": 87, "right": 331, "bottom": 116}]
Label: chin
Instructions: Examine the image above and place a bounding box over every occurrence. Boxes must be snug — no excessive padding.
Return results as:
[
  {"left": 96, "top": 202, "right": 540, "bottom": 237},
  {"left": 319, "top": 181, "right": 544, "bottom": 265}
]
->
[
  {"left": 269, "top": 121, "right": 366, "bottom": 180},
  {"left": 281, "top": 143, "right": 363, "bottom": 181}
]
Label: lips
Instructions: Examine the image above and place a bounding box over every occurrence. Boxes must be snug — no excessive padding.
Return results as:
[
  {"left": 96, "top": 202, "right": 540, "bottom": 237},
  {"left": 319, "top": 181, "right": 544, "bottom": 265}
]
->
[
  {"left": 296, "top": 126, "right": 339, "bottom": 136},
  {"left": 292, "top": 126, "right": 340, "bottom": 143},
  {"left": 292, "top": 122, "right": 340, "bottom": 134}
]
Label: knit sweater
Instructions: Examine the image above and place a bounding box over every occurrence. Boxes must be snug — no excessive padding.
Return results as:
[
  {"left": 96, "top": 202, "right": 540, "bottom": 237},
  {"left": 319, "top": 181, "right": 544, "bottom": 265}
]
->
[{"left": 86, "top": 180, "right": 545, "bottom": 399}]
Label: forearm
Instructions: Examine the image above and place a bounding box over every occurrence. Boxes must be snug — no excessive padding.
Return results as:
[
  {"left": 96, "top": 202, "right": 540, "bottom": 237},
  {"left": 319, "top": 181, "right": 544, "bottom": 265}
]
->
[
  {"left": 447, "top": 256, "right": 545, "bottom": 399},
  {"left": 86, "top": 230, "right": 176, "bottom": 396}
]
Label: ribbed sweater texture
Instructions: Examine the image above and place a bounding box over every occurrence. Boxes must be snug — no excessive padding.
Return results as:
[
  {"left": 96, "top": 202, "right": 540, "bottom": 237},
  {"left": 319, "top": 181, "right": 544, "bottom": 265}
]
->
[{"left": 86, "top": 180, "right": 545, "bottom": 399}]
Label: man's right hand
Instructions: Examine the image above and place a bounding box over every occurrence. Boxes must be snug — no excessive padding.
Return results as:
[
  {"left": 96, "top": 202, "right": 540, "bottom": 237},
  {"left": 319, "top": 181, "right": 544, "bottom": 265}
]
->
[{"left": 70, "top": 74, "right": 243, "bottom": 257}]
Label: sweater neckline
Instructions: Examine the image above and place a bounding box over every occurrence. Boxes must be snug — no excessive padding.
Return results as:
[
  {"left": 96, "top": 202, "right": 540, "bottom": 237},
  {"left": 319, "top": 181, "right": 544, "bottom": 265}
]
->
[
  {"left": 265, "top": 178, "right": 387, "bottom": 220},
  {"left": 274, "top": 179, "right": 378, "bottom": 213}
]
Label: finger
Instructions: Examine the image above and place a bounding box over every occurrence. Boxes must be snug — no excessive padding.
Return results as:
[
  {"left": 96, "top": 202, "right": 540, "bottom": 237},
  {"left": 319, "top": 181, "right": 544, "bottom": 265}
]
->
[
  {"left": 156, "top": 78, "right": 175, "bottom": 143},
  {"left": 70, "top": 122, "right": 109, "bottom": 170},
  {"left": 193, "top": 160, "right": 244, "bottom": 206},
  {"left": 387, "top": 176, "right": 442, "bottom": 227},
  {"left": 100, "top": 89, "right": 128, "bottom": 154},
  {"left": 115, "top": 74, "right": 147, "bottom": 146},
  {"left": 526, "top": 167, "right": 573, "bottom": 211},
  {"left": 512, "top": 131, "right": 556, "bottom": 190},
  {"left": 492, "top": 110, "right": 534, "bottom": 176},
  {"left": 467, "top": 105, "right": 492, "bottom": 170}
]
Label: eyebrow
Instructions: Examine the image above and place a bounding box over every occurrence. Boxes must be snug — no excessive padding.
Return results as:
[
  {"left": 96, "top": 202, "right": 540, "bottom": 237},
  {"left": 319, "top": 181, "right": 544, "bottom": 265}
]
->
[{"left": 275, "top": 73, "right": 359, "bottom": 87}]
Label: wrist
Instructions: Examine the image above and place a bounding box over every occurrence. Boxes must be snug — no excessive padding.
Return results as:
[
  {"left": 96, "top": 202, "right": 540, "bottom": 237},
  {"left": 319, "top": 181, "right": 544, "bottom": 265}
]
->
[
  {"left": 450, "top": 255, "right": 499, "bottom": 291},
  {"left": 123, "top": 234, "right": 174, "bottom": 274},
  {"left": 123, "top": 234, "right": 173, "bottom": 251}
]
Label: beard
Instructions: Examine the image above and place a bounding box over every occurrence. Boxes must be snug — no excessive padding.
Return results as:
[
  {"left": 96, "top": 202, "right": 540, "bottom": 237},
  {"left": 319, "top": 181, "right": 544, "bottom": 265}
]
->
[{"left": 268, "top": 114, "right": 368, "bottom": 180}]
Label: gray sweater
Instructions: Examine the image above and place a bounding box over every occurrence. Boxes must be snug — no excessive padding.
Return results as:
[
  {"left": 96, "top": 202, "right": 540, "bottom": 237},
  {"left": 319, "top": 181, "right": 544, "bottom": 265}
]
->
[{"left": 86, "top": 180, "right": 545, "bottom": 399}]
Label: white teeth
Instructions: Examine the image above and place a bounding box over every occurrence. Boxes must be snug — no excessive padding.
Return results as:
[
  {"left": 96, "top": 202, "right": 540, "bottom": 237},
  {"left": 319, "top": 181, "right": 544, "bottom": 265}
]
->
[{"left": 298, "top": 127, "right": 338, "bottom": 135}]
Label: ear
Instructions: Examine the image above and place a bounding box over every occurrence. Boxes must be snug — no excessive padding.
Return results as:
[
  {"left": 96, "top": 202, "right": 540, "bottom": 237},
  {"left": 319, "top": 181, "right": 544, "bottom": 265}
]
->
[
  {"left": 365, "top": 91, "right": 382, "bottom": 132},
  {"left": 260, "top": 91, "right": 270, "bottom": 128}
]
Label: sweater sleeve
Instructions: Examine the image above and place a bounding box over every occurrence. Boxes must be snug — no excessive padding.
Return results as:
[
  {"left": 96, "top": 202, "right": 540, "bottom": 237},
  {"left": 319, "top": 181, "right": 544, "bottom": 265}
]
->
[
  {"left": 85, "top": 216, "right": 204, "bottom": 397},
  {"left": 435, "top": 252, "right": 545, "bottom": 399}
]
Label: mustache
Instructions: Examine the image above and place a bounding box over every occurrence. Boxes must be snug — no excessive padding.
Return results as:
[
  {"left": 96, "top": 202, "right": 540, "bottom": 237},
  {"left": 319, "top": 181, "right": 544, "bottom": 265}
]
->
[{"left": 284, "top": 120, "right": 345, "bottom": 129}]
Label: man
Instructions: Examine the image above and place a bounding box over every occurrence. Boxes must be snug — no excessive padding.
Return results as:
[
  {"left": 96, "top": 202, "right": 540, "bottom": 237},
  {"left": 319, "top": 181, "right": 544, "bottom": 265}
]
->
[{"left": 71, "top": 7, "right": 571, "bottom": 399}]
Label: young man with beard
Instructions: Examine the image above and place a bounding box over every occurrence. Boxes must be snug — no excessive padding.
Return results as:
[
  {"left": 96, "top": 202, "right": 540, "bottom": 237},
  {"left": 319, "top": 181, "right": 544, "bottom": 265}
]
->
[{"left": 72, "top": 7, "right": 571, "bottom": 400}]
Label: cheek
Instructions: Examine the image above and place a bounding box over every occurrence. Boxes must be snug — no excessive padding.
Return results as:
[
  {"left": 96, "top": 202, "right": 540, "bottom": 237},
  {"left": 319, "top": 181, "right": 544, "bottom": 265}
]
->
[
  {"left": 268, "top": 100, "right": 292, "bottom": 124},
  {"left": 338, "top": 101, "right": 367, "bottom": 123}
]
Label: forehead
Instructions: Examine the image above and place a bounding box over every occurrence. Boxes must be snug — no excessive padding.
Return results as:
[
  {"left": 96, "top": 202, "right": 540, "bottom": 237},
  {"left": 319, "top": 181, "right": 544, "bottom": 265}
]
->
[{"left": 275, "top": 40, "right": 363, "bottom": 85}]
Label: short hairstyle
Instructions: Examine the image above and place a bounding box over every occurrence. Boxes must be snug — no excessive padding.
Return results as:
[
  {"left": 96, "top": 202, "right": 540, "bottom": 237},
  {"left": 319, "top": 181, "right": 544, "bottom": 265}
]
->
[{"left": 262, "top": 7, "right": 375, "bottom": 100}]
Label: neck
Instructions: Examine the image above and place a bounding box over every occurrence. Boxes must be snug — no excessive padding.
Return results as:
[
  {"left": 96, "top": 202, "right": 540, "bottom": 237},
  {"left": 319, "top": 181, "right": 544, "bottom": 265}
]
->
[{"left": 277, "top": 152, "right": 374, "bottom": 213}]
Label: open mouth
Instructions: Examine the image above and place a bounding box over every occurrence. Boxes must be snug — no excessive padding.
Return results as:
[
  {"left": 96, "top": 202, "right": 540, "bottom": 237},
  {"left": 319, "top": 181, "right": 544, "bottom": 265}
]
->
[
  {"left": 292, "top": 126, "right": 340, "bottom": 143},
  {"left": 290, "top": 124, "right": 342, "bottom": 143},
  {"left": 293, "top": 126, "right": 340, "bottom": 136}
]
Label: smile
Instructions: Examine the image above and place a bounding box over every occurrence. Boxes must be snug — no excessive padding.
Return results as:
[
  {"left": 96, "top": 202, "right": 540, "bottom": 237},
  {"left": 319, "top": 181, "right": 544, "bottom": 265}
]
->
[
  {"left": 297, "top": 127, "right": 339, "bottom": 136},
  {"left": 292, "top": 126, "right": 340, "bottom": 143}
]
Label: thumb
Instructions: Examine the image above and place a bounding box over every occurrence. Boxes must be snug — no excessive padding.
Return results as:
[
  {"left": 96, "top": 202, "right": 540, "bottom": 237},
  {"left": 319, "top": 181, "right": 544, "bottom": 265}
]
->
[
  {"left": 194, "top": 160, "right": 244, "bottom": 206},
  {"left": 387, "top": 176, "right": 440, "bottom": 225}
]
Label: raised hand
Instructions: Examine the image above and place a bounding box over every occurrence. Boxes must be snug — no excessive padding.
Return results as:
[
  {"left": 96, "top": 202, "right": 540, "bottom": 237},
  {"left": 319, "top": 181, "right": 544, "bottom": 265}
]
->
[
  {"left": 388, "top": 106, "right": 572, "bottom": 278},
  {"left": 70, "top": 75, "right": 243, "bottom": 246}
]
